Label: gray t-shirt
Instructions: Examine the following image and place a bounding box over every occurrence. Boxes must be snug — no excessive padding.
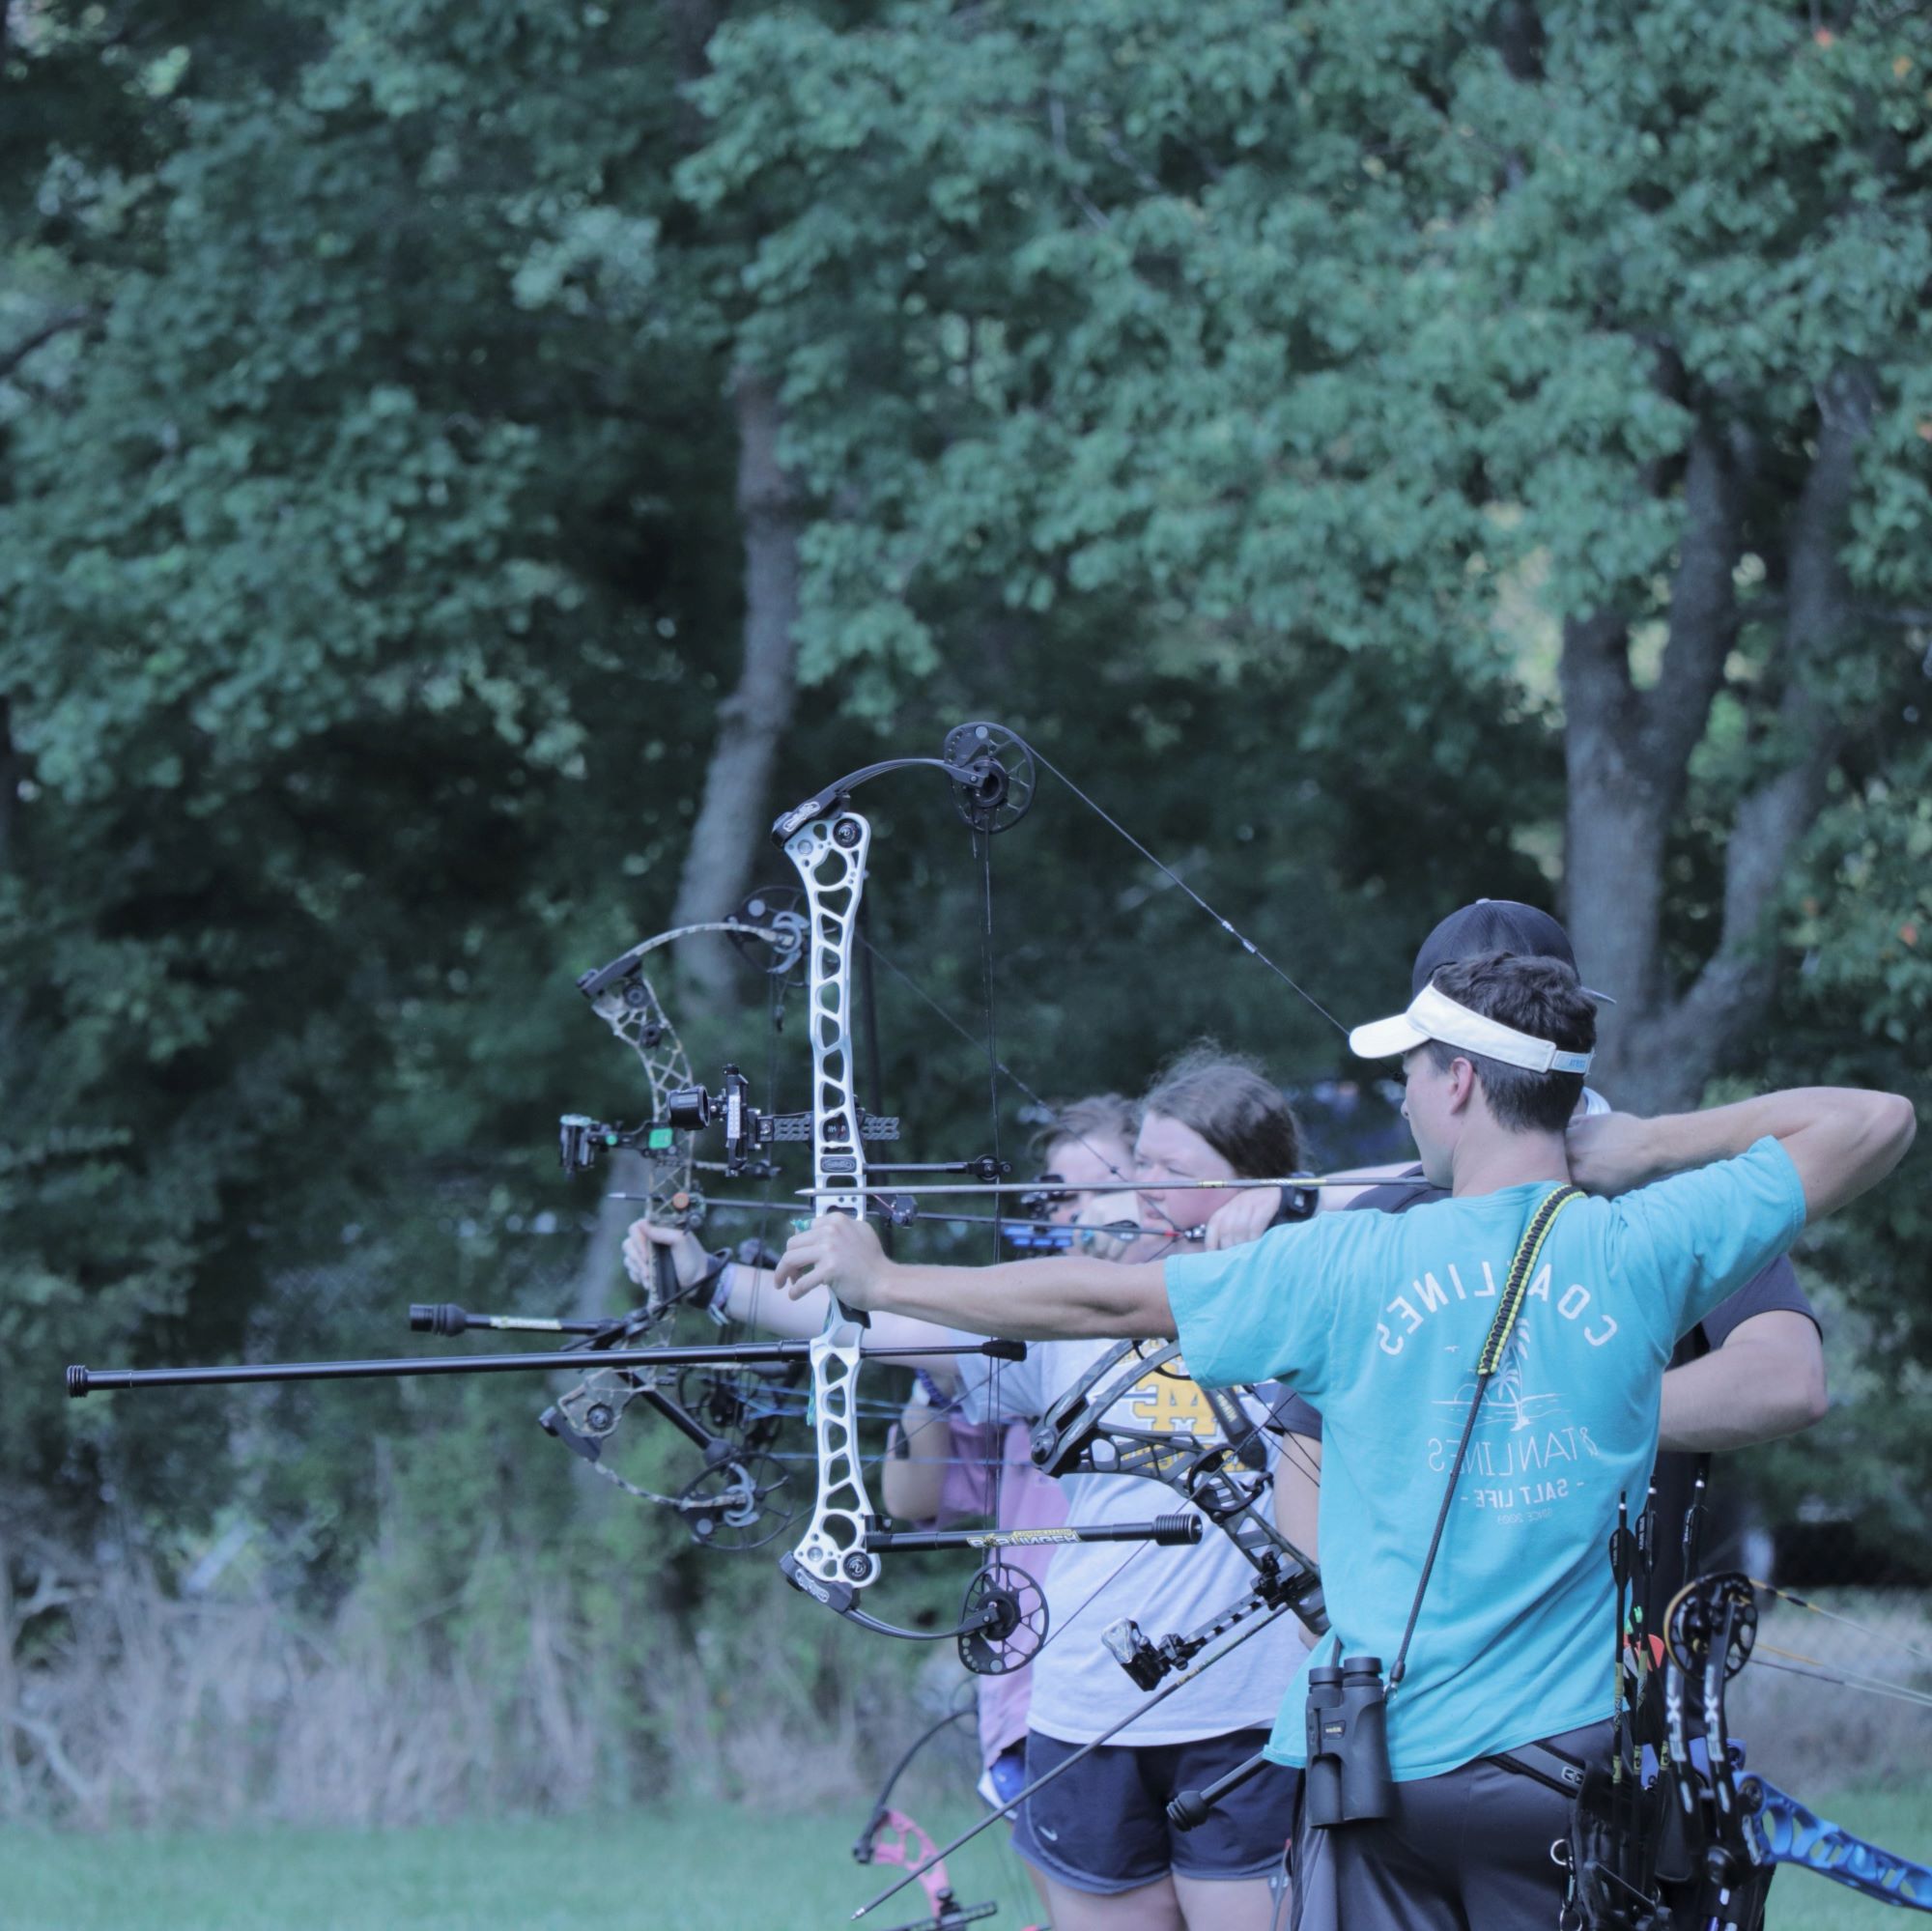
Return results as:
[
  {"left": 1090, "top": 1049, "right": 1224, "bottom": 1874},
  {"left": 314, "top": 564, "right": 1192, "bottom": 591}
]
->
[{"left": 959, "top": 1337, "right": 1312, "bottom": 1745}]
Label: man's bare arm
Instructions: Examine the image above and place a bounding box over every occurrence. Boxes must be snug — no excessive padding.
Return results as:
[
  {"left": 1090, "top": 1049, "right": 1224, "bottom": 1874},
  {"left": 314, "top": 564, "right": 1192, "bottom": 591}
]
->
[
  {"left": 1658, "top": 1310, "right": 1828, "bottom": 1452},
  {"left": 776, "top": 1212, "right": 1176, "bottom": 1339},
  {"left": 1568, "top": 1087, "right": 1916, "bottom": 1221}
]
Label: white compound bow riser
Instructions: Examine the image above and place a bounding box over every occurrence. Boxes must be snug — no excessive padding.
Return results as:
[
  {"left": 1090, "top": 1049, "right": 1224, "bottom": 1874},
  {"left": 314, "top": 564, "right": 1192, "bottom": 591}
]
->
[{"left": 782, "top": 808, "right": 885, "bottom": 1593}]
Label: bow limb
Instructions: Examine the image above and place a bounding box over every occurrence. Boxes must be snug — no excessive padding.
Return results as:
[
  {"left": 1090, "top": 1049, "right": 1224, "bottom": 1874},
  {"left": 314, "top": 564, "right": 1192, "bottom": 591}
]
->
[
  {"left": 1643, "top": 1574, "right": 1932, "bottom": 1923},
  {"left": 1743, "top": 1777, "right": 1932, "bottom": 1910},
  {"left": 776, "top": 806, "right": 892, "bottom": 1616},
  {"left": 577, "top": 940, "right": 705, "bottom": 1319},
  {"left": 549, "top": 917, "right": 810, "bottom": 1534},
  {"left": 773, "top": 800, "right": 1037, "bottom": 1660},
  {"left": 862, "top": 1802, "right": 999, "bottom": 1931}
]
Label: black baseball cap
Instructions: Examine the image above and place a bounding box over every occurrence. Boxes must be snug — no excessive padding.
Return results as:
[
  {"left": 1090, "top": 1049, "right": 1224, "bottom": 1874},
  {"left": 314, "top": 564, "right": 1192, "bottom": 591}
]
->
[{"left": 1409, "top": 899, "right": 1615, "bottom": 1004}]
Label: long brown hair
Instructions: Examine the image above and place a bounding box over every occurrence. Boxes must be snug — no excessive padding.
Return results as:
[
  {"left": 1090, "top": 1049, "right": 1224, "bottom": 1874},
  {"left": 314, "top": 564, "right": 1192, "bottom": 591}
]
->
[{"left": 1140, "top": 1043, "right": 1301, "bottom": 1179}]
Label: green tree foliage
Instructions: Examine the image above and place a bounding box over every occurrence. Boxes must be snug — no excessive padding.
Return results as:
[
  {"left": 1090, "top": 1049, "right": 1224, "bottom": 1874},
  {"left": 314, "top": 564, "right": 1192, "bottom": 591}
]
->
[
  {"left": 684, "top": 0, "right": 1930, "bottom": 1077},
  {"left": 682, "top": 0, "right": 1932, "bottom": 1512},
  {"left": 0, "top": 0, "right": 735, "bottom": 1520}
]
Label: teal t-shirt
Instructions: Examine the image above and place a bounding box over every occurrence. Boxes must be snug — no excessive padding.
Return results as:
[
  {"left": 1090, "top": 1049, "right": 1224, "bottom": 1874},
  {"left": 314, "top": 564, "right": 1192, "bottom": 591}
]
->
[{"left": 1163, "top": 1138, "right": 1806, "bottom": 1779}]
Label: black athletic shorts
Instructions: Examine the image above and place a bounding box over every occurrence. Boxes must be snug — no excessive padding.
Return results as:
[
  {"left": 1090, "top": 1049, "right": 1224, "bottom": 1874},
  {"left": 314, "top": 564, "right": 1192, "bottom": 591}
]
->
[{"left": 1011, "top": 1727, "right": 1298, "bottom": 1893}]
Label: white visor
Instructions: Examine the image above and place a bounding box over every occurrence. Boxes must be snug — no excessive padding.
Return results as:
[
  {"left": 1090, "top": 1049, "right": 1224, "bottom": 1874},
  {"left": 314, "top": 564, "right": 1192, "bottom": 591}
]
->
[{"left": 1349, "top": 981, "right": 1594, "bottom": 1076}]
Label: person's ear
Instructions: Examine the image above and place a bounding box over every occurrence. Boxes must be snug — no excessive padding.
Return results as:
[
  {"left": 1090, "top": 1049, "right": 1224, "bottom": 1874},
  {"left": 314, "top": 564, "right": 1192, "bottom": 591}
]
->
[{"left": 1445, "top": 1056, "right": 1479, "bottom": 1114}]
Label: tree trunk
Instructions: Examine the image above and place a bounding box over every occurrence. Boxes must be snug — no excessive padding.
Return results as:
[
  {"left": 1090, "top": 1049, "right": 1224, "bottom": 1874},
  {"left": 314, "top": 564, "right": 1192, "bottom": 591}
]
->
[
  {"left": 667, "top": 367, "right": 802, "bottom": 1008},
  {"left": 1562, "top": 386, "right": 1870, "bottom": 1115},
  {"left": 1564, "top": 421, "right": 1746, "bottom": 1094},
  {"left": 653, "top": 0, "right": 805, "bottom": 1012},
  {"left": 571, "top": 0, "right": 803, "bottom": 1333}
]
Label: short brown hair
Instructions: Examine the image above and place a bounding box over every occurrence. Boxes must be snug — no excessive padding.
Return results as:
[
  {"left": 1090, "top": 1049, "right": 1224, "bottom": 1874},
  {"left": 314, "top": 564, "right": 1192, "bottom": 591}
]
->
[
  {"left": 1423, "top": 952, "right": 1596, "bottom": 1134},
  {"left": 1031, "top": 1093, "right": 1139, "bottom": 1164},
  {"left": 1141, "top": 1043, "right": 1301, "bottom": 1179}
]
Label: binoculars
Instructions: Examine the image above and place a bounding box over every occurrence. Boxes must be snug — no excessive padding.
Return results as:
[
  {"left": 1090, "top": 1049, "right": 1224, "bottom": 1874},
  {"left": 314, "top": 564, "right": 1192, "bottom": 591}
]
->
[{"left": 1304, "top": 1655, "right": 1394, "bottom": 1827}]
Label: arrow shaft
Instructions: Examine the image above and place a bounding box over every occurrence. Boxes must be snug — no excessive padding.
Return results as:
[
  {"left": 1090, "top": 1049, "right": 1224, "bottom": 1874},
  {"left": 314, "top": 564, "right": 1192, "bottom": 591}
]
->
[
  {"left": 798, "top": 1175, "right": 1383, "bottom": 1200},
  {"left": 68, "top": 1337, "right": 1021, "bottom": 1398}
]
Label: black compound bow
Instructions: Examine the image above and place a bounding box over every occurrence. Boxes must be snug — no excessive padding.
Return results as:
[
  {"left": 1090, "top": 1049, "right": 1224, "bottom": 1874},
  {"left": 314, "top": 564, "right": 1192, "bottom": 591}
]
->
[{"left": 1561, "top": 1568, "right": 1932, "bottom": 1928}]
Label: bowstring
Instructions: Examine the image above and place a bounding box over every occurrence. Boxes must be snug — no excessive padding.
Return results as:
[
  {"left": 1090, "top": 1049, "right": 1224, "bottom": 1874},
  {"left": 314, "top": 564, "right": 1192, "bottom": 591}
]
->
[
  {"left": 711, "top": 933, "right": 797, "bottom": 1469},
  {"left": 1015, "top": 733, "right": 1378, "bottom": 1501},
  {"left": 1023, "top": 739, "right": 1351, "bottom": 1039},
  {"left": 961, "top": 821, "right": 1201, "bottom": 1691},
  {"left": 1748, "top": 1577, "right": 1932, "bottom": 1670},
  {"left": 962, "top": 816, "right": 1053, "bottom": 1919},
  {"left": 855, "top": 927, "right": 1174, "bottom": 1235},
  {"left": 1749, "top": 1647, "right": 1932, "bottom": 1712}
]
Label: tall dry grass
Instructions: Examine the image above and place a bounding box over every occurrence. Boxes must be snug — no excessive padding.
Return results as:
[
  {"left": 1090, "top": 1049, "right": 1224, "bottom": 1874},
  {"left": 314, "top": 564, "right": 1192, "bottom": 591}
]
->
[
  {"left": 1726, "top": 1590, "right": 1932, "bottom": 1790},
  {"left": 1, "top": 1548, "right": 903, "bottom": 1830},
  {"left": 10, "top": 1533, "right": 1922, "bottom": 1830}
]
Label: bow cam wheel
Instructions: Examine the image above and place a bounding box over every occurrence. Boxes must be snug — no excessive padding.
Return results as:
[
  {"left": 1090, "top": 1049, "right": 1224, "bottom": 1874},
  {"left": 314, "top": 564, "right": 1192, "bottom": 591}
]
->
[
  {"left": 957, "top": 1561, "right": 1048, "bottom": 1676},
  {"left": 676, "top": 1451, "right": 794, "bottom": 1552},
  {"left": 943, "top": 723, "right": 1037, "bottom": 836},
  {"left": 1663, "top": 1572, "right": 1757, "bottom": 1677}
]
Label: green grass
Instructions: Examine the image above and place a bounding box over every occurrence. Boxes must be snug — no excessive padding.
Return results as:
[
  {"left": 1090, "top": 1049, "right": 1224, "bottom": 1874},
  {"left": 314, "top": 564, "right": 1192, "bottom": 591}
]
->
[
  {"left": 0, "top": 1801, "right": 1044, "bottom": 1931},
  {"left": 0, "top": 1786, "right": 1922, "bottom": 1931}
]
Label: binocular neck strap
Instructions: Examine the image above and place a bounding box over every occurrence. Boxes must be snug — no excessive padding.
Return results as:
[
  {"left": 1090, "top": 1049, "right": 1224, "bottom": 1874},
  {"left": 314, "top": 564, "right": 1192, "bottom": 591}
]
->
[{"left": 1386, "top": 1182, "right": 1584, "bottom": 1691}]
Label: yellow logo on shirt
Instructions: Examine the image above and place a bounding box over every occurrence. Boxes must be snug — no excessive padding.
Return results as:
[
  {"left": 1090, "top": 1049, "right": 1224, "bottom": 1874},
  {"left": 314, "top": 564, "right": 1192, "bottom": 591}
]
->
[{"left": 1126, "top": 1365, "right": 1215, "bottom": 1437}]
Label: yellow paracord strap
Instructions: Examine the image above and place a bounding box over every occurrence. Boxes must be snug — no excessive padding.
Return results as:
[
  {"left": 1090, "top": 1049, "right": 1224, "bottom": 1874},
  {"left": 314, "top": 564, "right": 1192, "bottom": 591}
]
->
[{"left": 1475, "top": 1183, "right": 1585, "bottom": 1375}]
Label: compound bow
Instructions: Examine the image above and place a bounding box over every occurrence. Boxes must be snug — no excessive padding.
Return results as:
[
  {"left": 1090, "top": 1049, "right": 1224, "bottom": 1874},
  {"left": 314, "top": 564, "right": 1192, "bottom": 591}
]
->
[
  {"left": 1561, "top": 1569, "right": 1932, "bottom": 1928},
  {"left": 657, "top": 724, "right": 1197, "bottom": 1676}
]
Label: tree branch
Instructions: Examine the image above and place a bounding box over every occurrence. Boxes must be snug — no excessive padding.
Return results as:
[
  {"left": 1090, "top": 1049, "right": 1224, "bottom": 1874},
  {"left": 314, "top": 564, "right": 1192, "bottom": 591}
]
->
[
  {"left": 1636, "top": 420, "right": 1749, "bottom": 789},
  {"left": 2, "top": 1709, "right": 102, "bottom": 1814},
  {"left": 1628, "top": 368, "right": 1877, "bottom": 1106},
  {"left": 0, "top": 697, "right": 16, "bottom": 877},
  {"left": 0, "top": 307, "right": 95, "bottom": 383}
]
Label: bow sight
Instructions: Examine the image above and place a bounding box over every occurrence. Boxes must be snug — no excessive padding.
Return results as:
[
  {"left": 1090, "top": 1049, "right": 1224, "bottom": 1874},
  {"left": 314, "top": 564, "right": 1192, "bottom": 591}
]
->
[
  {"left": 666, "top": 1064, "right": 901, "bottom": 1177},
  {"left": 561, "top": 1069, "right": 901, "bottom": 1184},
  {"left": 557, "top": 1112, "right": 681, "bottom": 1175}
]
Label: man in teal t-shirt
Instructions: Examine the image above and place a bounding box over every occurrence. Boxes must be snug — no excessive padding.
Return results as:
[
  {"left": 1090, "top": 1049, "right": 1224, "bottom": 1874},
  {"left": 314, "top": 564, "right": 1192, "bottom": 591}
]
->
[{"left": 774, "top": 951, "right": 1915, "bottom": 1931}]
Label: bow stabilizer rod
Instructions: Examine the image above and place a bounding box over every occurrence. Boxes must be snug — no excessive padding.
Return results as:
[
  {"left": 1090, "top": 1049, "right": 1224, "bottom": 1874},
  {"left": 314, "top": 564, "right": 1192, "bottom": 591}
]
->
[{"left": 865, "top": 1514, "right": 1204, "bottom": 1553}]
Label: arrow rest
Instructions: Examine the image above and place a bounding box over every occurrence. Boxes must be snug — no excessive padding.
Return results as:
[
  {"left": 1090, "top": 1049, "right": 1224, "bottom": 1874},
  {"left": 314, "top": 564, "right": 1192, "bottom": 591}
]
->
[{"left": 728, "top": 886, "right": 808, "bottom": 977}]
